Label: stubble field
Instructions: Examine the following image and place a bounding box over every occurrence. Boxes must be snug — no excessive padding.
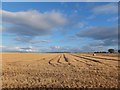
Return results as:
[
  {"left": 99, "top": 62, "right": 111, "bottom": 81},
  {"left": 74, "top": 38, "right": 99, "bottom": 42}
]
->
[{"left": 1, "top": 53, "right": 120, "bottom": 89}]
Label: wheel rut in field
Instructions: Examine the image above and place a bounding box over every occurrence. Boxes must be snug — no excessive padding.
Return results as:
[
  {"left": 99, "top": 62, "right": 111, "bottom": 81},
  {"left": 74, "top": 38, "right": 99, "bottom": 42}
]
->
[
  {"left": 82, "top": 55, "right": 119, "bottom": 68},
  {"left": 48, "top": 55, "right": 60, "bottom": 67},
  {"left": 55, "top": 54, "right": 70, "bottom": 66},
  {"left": 48, "top": 54, "right": 76, "bottom": 68},
  {"left": 63, "top": 54, "right": 69, "bottom": 62},
  {"left": 70, "top": 54, "right": 115, "bottom": 68},
  {"left": 66, "top": 53, "right": 92, "bottom": 66},
  {"left": 66, "top": 54, "right": 97, "bottom": 70},
  {"left": 70, "top": 54, "right": 101, "bottom": 63},
  {"left": 83, "top": 55, "right": 118, "bottom": 61},
  {"left": 74, "top": 58, "right": 92, "bottom": 66},
  {"left": 63, "top": 54, "right": 76, "bottom": 67},
  {"left": 57, "top": 55, "right": 62, "bottom": 64},
  {"left": 64, "top": 54, "right": 84, "bottom": 73}
]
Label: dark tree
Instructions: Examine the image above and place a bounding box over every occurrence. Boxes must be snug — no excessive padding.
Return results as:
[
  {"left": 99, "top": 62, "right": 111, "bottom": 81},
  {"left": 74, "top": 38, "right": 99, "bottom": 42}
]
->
[
  {"left": 118, "top": 50, "right": 120, "bottom": 53},
  {"left": 108, "top": 49, "right": 115, "bottom": 53}
]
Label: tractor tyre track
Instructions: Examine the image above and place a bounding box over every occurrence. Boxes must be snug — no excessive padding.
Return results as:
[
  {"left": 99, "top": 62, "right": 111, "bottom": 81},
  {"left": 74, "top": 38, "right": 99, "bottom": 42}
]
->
[
  {"left": 82, "top": 55, "right": 118, "bottom": 61},
  {"left": 70, "top": 53, "right": 115, "bottom": 68},
  {"left": 48, "top": 55, "right": 60, "bottom": 67}
]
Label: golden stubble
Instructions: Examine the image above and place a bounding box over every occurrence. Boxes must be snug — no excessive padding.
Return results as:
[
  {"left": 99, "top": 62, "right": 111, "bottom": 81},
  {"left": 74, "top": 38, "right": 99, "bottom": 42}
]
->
[{"left": 1, "top": 52, "right": 119, "bottom": 88}]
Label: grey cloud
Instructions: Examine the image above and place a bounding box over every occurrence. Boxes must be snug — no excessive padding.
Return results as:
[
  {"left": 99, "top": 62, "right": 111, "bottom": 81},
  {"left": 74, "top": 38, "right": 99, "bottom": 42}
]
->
[
  {"left": 15, "top": 36, "right": 50, "bottom": 44},
  {"left": 107, "top": 17, "right": 118, "bottom": 22},
  {"left": 0, "top": 45, "right": 39, "bottom": 52},
  {"left": 15, "top": 36, "right": 33, "bottom": 42},
  {"left": 77, "top": 26, "right": 117, "bottom": 40},
  {"left": 2, "top": 10, "right": 67, "bottom": 38},
  {"left": 50, "top": 46, "right": 60, "bottom": 50},
  {"left": 50, "top": 46, "right": 82, "bottom": 52},
  {"left": 92, "top": 3, "right": 118, "bottom": 14},
  {"left": 30, "top": 40, "right": 50, "bottom": 44},
  {"left": 102, "top": 39, "right": 118, "bottom": 46},
  {"left": 81, "top": 45, "right": 108, "bottom": 52},
  {"left": 1, "top": 45, "right": 21, "bottom": 52},
  {"left": 95, "top": 40, "right": 117, "bottom": 46},
  {"left": 50, "top": 44, "right": 114, "bottom": 52},
  {"left": 87, "top": 3, "right": 118, "bottom": 20},
  {"left": 77, "top": 26, "right": 118, "bottom": 46},
  {"left": 20, "top": 47, "right": 32, "bottom": 50},
  {"left": 80, "top": 40, "right": 118, "bottom": 52},
  {"left": 20, "top": 46, "right": 37, "bottom": 52}
]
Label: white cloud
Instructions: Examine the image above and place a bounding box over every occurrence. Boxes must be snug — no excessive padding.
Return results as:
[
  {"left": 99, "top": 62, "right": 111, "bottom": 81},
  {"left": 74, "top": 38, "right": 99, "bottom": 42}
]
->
[
  {"left": 76, "top": 26, "right": 118, "bottom": 47},
  {"left": 76, "top": 22, "right": 87, "bottom": 28},
  {"left": 93, "top": 3, "right": 118, "bottom": 14},
  {"left": 0, "top": 26, "right": 2, "bottom": 32},
  {"left": 86, "top": 3, "right": 118, "bottom": 20},
  {"left": 107, "top": 17, "right": 118, "bottom": 22},
  {"left": 14, "top": 36, "right": 51, "bottom": 43},
  {"left": 1, "top": 10, "right": 67, "bottom": 38},
  {"left": 20, "top": 46, "right": 39, "bottom": 52},
  {"left": 0, "top": 45, "right": 38, "bottom": 52},
  {"left": 50, "top": 46, "right": 83, "bottom": 52},
  {"left": 81, "top": 45, "right": 108, "bottom": 52},
  {"left": 0, "top": 45, "right": 21, "bottom": 51},
  {"left": 30, "top": 40, "right": 50, "bottom": 43},
  {"left": 51, "top": 46, "right": 60, "bottom": 49}
]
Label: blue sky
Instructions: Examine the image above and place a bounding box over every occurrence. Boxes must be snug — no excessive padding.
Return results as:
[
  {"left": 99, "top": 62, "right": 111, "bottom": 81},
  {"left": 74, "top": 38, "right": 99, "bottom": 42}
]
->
[{"left": 0, "top": 2, "right": 118, "bottom": 52}]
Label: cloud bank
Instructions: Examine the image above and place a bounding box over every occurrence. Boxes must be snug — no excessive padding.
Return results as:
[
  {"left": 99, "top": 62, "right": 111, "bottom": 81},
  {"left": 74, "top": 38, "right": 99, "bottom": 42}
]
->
[
  {"left": 77, "top": 26, "right": 118, "bottom": 46},
  {"left": 92, "top": 3, "right": 118, "bottom": 14},
  {"left": 1, "top": 10, "right": 67, "bottom": 38},
  {"left": 0, "top": 45, "right": 38, "bottom": 52}
]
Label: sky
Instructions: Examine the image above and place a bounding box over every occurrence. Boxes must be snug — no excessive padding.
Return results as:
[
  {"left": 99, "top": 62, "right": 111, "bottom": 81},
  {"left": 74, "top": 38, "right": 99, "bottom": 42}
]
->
[
  {"left": 2, "top": 0, "right": 120, "bottom": 2},
  {"left": 0, "top": 2, "right": 118, "bottom": 52}
]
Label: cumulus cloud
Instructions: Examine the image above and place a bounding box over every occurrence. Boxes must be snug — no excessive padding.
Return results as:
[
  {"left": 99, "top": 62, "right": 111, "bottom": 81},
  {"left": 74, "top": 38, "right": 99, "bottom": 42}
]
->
[
  {"left": 1, "top": 10, "right": 67, "bottom": 38},
  {"left": 30, "top": 40, "right": 50, "bottom": 44},
  {"left": 50, "top": 46, "right": 82, "bottom": 52},
  {"left": 50, "top": 45, "right": 109, "bottom": 52},
  {"left": 77, "top": 26, "right": 117, "bottom": 40},
  {"left": 75, "top": 22, "right": 87, "bottom": 29},
  {"left": 81, "top": 45, "right": 108, "bottom": 52},
  {"left": 77, "top": 26, "right": 118, "bottom": 46},
  {"left": 50, "top": 46, "right": 65, "bottom": 52},
  {"left": 0, "top": 45, "right": 21, "bottom": 52},
  {"left": 14, "top": 36, "right": 50, "bottom": 44},
  {"left": 14, "top": 36, "right": 33, "bottom": 42},
  {"left": 51, "top": 46, "right": 60, "bottom": 49},
  {"left": 20, "top": 46, "right": 38, "bottom": 52},
  {"left": 80, "top": 39, "right": 118, "bottom": 52},
  {"left": 0, "top": 45, "right": 38, "bottom": 52},
  {"left": 0, "top": 26, "right": 2, "bottom": 32},
  {"left": 92, "top": 3, "right": 118, "bottom": 14},
  {"left": 107, "top": 17, "right": 118, "bottom": 22}
]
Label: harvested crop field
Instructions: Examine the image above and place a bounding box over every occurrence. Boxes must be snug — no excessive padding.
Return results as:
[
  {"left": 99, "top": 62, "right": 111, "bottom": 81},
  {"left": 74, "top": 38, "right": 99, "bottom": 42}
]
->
[{"left": 1, "top": 53, "right": 120, "bottom": 89}]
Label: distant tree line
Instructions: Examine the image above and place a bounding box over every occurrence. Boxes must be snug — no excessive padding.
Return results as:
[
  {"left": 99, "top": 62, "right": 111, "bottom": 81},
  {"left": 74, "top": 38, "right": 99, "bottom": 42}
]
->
[
  {"left": 94, "top": 51, "right": 107, "bottom": 53},
  {"left": 94, "top": 49, "right": 120, "bottom": 53},
  {"left": 44, "top": 49, "right": 120, "bottom": 53},
  {"left": 44, "top": 52, "right": 71, "bottom": 53}
]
